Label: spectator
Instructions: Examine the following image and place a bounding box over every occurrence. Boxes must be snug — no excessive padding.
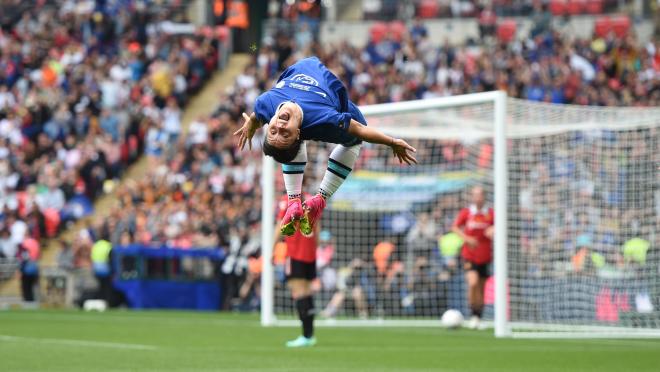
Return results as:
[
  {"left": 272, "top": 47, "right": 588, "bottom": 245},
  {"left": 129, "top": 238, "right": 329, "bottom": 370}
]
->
[
  {"left": 406, "top": 213, "right": 438, "bottom": 258},
  {"left": 56, "top": 239, "right": 74, "bottom": 272},
  {"left": 162, "top": 97, "right": 183, "bottom": 146},
  {"left": 0, "top": 227, "right": 17, "bottom": 258},
  {"left": 187, "top": 116, "right": 209, "bottom": 147},
  {"left": 91, "top": 238, "right": 112, "bottom": 303},
  {"left": 478, "top": 5, "right": 497, "bottom": 39},
  {"left": 72, "top": 13, "right": 658, "bottom": 317},
  {"left": 36, "top": 179, "right": 66, "bottom": 212},
  {"left": 0, "top": 85, "right": 16, "bottom": 111},
  {"left": 6, "top": 212, "right": 27, "bottom": 248},
  {"left": 17, "top": 238, "right": 39, "bottom": 302},
  {"left": 320, "top": 258, "right": 370, "bottom": 319},
  {"left": 0, "top": 0, "right": 226, "bottom": 288}
]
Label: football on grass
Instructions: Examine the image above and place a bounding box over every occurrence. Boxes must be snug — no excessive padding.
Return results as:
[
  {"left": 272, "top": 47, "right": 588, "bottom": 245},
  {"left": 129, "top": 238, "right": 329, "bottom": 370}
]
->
[{"left": 441, "top": 309, "right": 464, "bottom": 329}]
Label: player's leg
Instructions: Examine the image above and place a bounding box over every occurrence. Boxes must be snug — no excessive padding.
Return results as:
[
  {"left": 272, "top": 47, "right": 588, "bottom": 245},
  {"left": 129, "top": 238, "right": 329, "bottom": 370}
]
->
[
  {"left": 464, "top": 263, "right": 481, "bottom": 329},
  {"left": 473, "top": 267, "right": 488, "bottom": 328},
  {"left": 474, "top": 276, "right": 486, "bottom": 315},
  {"left": 352, "top": 286, "right": 369, "bottom": 319},
  {"left": 280, "top": 142, "right": 308, "bottom": 235},
  {"left": 319, "top": 143, "right": 361, "bottom": 199},
  {"left": 290, "top": 280, "right": 315, "bottom": 341},
  {"left": 300, "top": 143, "right": 361, "bottom": 235},
  {"left": 302, "top": 100, "right": 366, "bottom": 234},
  {"left": 320, "top": 290, "right": 345, "bottom": 318},
  {"left": 286, "top": 259, "right": 317, "bottom": 347}
]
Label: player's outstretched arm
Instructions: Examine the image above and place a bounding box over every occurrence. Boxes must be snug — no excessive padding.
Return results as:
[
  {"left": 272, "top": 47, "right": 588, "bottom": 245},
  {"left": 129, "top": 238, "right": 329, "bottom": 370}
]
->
[
  {"left": 233, "top": 112, "right": 262, "bottom": 150},
  {"left": 347, "top": 119, "right": 417, "bottom": 165}
]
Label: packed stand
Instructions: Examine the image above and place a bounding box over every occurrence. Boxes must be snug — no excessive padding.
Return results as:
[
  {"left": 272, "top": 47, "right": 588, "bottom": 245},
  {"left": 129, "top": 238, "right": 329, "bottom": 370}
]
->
[
  {"left": 62, "top": 89, "right": 265, "bottom": 309},
  {"left": 64, "top": 36, "right": 311, "bottom": 308},
  {"left": 0, "top": 0, "right": 220, "bottom": 289},
  {"left": 264, "top": 19, "right": 657, "bottom": 315},
  {"left": 66, "top": 17, "right": 658, "bottom": 311},
  {"left": 363, "top": 0, "right": 622, "bottom": 20},
  {"left": 315, "top": 21, "right": 659, "bottom": 106}
]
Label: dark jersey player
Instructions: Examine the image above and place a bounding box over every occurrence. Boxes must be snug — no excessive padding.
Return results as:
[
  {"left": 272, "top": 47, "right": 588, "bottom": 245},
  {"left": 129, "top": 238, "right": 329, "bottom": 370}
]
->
[
  {"left": 274, "top": 193, "right": 318, "bottom": 347},
  {"left": 234, "top": 57, "right": 417, "bottom": 237},
  {"left": 452, "top": 186, "right": 494, "bottom": 329}
]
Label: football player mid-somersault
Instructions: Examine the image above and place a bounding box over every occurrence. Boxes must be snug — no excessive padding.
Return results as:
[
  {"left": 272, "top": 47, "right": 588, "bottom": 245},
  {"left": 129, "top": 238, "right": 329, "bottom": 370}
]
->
[{"left": 234, "top": 57, "right": 417, "bottom": 237}]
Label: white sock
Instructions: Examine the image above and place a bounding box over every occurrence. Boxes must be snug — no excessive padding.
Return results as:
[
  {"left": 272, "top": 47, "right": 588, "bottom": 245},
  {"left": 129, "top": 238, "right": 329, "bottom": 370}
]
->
[
  {"left": 281, "top": 141, "right": 307, "bottom": 200},
  {"left": 319, "top": 144, "right": 361, "bottom": 199}
]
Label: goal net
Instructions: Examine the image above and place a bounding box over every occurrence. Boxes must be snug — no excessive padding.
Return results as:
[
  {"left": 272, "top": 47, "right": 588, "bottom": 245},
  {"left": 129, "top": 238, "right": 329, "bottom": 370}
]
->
[{"left": 260, "top": 92, "right": 660, "bottom": 338}]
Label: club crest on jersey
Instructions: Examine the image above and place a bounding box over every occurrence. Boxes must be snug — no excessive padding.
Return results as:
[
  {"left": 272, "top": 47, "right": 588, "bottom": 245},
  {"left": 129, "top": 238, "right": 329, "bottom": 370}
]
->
[{"left": 290, "top": 74, "right": 319, "bottom": 86}]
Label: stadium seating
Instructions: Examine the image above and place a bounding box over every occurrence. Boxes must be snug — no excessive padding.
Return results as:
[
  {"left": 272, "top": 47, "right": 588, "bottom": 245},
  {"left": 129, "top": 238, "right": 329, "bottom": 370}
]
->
[
  {"left": 14, "top": 1, "right": 656, "bottom": 311},
  {"left": 594, "top": 15, "right": 631, "bottom": 38},
  {"left": 70, "top": 15, "right": 658, "bottom": 311},
  {"left": 549, "top": 0, "right": 566, "bottom": 16},
  {"left": 566, "top": 0, "right": 585, "bottom": 15},
  {"left": 409, "top": 0, "right": 615, "bottom": 18},
  {"left": 0, "top": 1, "right": 219, "bottom": 281},
  {"left": 496, "top": 19, "right": 517, "bottom": 43},
  {"left": 586, "top": 0, "right": 604, "bottom": 14},
  {"left": 610, "top": 15, "right": 631, "bottom": 38},
  {"left": 417, "top": 0, "right": 440, "bottom": 19}
]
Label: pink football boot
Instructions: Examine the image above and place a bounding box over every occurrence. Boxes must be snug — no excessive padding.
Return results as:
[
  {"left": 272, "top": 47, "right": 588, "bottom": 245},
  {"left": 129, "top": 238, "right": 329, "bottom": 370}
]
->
[
  {"left": 280, "top": 198, "right": 304, "bottom": 236},
  {"left": 300, "top": 194, "right": 326, "bottom": 237}
]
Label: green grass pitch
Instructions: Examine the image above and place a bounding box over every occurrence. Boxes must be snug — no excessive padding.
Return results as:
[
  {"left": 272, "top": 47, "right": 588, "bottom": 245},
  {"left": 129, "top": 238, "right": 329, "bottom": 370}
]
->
[{"left": 1, "top": 310, "right": 659, "bottom": 371}]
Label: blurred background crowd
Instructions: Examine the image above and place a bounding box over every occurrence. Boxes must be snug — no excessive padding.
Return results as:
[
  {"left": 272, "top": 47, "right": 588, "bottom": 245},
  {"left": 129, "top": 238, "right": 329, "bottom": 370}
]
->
[
  {"left": 0, "top": 0, "right": 221, "bottom": 284},
  {"left": 0, "top": 0, "right": 657, "bottom": 316},
  {"left": 362, "top": 0, "right": 624, "bottom": 20}
]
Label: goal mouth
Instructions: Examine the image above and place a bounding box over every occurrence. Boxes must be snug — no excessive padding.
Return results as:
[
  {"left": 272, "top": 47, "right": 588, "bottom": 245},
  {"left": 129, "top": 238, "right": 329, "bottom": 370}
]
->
[
  {"left": 270, "top": 318, "right": 444, "bottom": 328},
  {"left": 270, "top": 319, "right": 660, "bottom": 338},
  {"left": 261, "top": 92, "right": 660, "bottom": 339}
]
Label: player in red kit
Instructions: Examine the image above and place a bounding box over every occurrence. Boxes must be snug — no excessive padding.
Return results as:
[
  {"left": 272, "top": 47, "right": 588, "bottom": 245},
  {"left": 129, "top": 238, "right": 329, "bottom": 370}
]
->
[
  {"left": 452, "top": 186, "right": 494, "bottom": 329},
  {"left": 274, "top": 193, "right": 319, "bottom": 347}
]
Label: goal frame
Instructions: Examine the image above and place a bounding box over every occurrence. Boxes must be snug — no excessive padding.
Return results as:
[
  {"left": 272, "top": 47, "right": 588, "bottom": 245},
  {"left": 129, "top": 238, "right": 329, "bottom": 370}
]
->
[{"left": 260, "top": 91, "right": 511, "bottom": 336}]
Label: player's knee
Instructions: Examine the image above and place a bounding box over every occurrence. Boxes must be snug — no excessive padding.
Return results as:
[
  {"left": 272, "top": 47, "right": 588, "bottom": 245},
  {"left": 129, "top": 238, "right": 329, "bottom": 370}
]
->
[
  {"left": 478, "top": 278, "right": 488, "bottom": 288},
  {"left": 288, "top": 280, "right": 304, "bottom": 298},
  {"left": 347, "top": 143, "right": 361, "bottom": 156},
  {"left": 466, "top": 271, "right": 479, "bottom": 287}
]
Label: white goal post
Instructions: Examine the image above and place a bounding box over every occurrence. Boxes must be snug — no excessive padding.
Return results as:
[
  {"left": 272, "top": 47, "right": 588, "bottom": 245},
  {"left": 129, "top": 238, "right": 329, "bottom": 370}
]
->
[{"left": 260, "top": 91, "right": 660, "bottom": 338}]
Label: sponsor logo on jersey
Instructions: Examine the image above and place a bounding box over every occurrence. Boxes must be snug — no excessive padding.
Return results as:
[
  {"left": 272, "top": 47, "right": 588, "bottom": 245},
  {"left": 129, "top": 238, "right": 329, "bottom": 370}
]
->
[
  {"left": 290, "top": 73, "right": 319, "bottom": 86},
  {"left": 289, "top": 82, "right": 311, "bottom": 91},
  {"left": 286, "top": 82, "right": 328, "bottom": 97},
  {"left": 466, "top": 220, "right": 491, "bottom": 230},
  {"left": 275, "top": 81, "right": 285, "bottom": 89}
]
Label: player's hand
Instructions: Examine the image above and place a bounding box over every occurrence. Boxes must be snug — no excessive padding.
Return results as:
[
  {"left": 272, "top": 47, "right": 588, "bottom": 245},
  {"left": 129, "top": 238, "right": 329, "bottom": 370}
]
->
[
  {"left": 465, "top": 236, "right": 479, "bottom": 248},
  {"left": 390, "top": 138, "right": 417, "bottom": 165},
  {"left": 234, "top": 112, "right": 259, "bottom": 150},
  {"left": 484, "top": 226, "right": 494, "bottom": 240}
]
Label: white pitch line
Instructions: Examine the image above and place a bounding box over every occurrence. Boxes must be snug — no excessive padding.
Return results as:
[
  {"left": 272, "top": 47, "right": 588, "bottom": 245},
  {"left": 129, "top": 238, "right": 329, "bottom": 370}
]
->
[{"left": 0, "top": 335, "right": 158, "bottom": 350}]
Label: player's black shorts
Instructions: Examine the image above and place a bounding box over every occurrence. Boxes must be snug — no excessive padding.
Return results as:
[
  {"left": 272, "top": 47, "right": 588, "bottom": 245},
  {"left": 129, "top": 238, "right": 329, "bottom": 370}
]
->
[
  {"left": 287, "top": 258, "right": 317, "bottom": 281},
  {"left": 463, "top": 260, "right": 491, "bottom": 279}
]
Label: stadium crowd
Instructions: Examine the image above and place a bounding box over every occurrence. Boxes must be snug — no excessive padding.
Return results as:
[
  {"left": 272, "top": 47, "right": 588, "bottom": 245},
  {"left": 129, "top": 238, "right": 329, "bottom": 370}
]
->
[
  {"left": 62, "top": 14, "right": 660, "bottom": 315},
  {"left": 331, "top": 23, "right": 659, "bottom": 106},
  {"left": 0, "top": 1, "right": 220, "bottom": 291},
  {"left": 363, "top": 0, "right": 622, "bottom": 20},
  {"left": 511, "top": 130, "right": 658, "bottom": 275},
  {"left": 43, "top": 8, "right": 659, "bottom": 313}
]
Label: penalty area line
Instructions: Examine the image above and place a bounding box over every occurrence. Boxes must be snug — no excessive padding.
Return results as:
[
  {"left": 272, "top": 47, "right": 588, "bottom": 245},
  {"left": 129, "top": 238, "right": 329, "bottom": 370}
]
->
[{"left": 0, "top": 334, "right": 158, "bottom": 351}]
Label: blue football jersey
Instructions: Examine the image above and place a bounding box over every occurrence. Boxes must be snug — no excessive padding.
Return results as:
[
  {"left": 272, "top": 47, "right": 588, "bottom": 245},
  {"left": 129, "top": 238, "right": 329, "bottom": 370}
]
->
[{"left": 254, "top": 57, "right": 366, "bottom": 146}]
